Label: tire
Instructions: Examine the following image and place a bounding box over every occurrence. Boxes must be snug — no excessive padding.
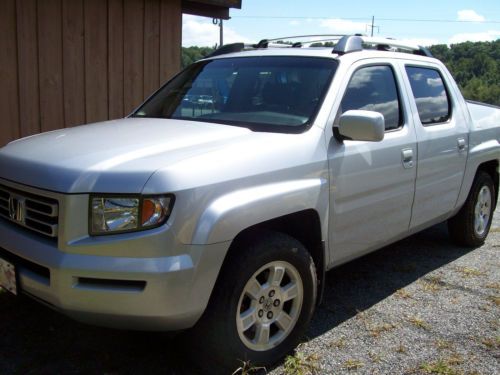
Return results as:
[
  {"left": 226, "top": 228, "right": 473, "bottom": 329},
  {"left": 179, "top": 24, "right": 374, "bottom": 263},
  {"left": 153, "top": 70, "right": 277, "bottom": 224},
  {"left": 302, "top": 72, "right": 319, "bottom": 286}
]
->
[
  {"left": 187, "top": 231, "right": 317, "bottom": 372},
  {"left": 448, "top": 171, "right": 495, "bottom": 247}
]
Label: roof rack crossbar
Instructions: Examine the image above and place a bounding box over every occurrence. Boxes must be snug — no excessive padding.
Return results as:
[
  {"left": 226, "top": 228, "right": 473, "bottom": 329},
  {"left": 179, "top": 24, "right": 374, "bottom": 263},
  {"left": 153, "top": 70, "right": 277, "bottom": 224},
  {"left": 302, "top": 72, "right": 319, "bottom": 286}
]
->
[
  {"left": 206, "top": 34, "right": 433, "bottom": 58},
  {"left": 207, "top": 42, "right": 257, "bottom": 57}
]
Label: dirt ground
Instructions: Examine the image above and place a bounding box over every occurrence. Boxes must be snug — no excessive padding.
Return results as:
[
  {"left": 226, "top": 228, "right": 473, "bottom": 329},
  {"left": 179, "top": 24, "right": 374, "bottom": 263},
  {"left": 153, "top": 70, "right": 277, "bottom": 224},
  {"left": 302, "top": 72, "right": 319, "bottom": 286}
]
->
[{"left": 1, "top": 210, "right": 499, "bottom": 374}]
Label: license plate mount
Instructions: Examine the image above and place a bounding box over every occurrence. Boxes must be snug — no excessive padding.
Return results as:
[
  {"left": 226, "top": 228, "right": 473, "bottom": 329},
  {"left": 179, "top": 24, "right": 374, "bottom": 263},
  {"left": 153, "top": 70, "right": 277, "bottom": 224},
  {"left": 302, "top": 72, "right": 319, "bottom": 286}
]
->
[{"left": 0, "top": 257, "right": 17, "bottom": 295}]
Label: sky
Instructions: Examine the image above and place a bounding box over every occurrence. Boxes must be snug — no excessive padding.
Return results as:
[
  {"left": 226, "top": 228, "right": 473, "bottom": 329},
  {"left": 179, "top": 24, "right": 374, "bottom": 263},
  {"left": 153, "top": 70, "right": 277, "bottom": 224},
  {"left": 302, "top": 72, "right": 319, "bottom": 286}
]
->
[{"left": 182, "top": 0, "right": 500, "bottom": 47}]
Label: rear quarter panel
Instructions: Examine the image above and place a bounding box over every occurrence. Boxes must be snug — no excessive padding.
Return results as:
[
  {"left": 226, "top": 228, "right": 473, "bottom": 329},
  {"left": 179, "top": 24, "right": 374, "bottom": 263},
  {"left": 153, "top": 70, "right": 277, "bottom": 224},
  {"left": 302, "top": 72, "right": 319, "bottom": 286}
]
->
[{"left": 456, "top": 102, "right": 500, "bottom": 209}]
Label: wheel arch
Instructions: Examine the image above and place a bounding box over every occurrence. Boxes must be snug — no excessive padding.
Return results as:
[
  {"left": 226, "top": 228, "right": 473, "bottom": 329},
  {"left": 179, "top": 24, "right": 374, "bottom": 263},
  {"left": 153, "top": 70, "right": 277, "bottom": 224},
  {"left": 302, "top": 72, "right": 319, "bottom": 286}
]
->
[
  {"left": 213, "top": 209, "right": 326, "bottom": 306},
  {"left": 477, "top": 159, "right": 499, "bottom": 208}
]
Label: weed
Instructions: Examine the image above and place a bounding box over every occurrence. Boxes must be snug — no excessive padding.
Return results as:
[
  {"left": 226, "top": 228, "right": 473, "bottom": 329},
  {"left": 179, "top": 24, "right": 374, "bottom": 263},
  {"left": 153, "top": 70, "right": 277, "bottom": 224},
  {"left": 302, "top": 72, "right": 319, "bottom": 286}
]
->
[
  {"left": 420, "top": 278, "right": 442, "bottom": 293},
  {"left": 481, "top": 337, "right": 500, "bottom": 349},
  {"left": 395, "top": 343, "right": 407, "bottom": 354},
  {"left": 232, "top": 360, "right": 266, "bottom": 375},
  {"left": 455, "top": 266, "right": 484, "bottom": 277},
  {"left": 369, "top": 351, "right": 383, "bottom": 363},
  {"left": 420, "top": 359, "right": 457, "bottom": 375},
  {"left": 478, "top": 304, "right": 490, "bottom": 312},
  {"left": 368, "top": 322, "right": 397, "bottom": 338},
  {"left": 445, "top": 353, "right": 463, "bottom": 365},
  {"left": 343, "top": 359, "right": 364, "bottom": 370},
  {"left": 435, "top": 340, "right": 453, "bottom": 350},
  {"left": 283, "top": 351, "right": 320, "bottom": 375},
  {"left": 488, "top": 295, "right": 500, "bottom": 306},
  {"left": 395, "top": 289, "right": 412, "bottom": 299},
  {"left": 408, "top": 316, "right": 430, "bottom": 330},
  {"left": 329, "top": 337, "right": 347, "bottom": 349},
  {"left": 485, "top": 282, "right": 500, "bottom": 291},
  {"left": 356, "top": 310, "right": 397, "bottom": 338}
]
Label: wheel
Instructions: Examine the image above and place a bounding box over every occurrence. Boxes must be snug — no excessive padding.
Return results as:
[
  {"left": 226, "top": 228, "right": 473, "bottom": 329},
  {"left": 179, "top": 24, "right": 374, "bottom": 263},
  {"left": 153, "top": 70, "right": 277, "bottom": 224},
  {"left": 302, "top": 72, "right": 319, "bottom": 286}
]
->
[
  {"left": 448, "top": 171, "right": 495, "bottom": 247},
  {"left": 187, "top": 231, "right": 317, "bottom": 372}
]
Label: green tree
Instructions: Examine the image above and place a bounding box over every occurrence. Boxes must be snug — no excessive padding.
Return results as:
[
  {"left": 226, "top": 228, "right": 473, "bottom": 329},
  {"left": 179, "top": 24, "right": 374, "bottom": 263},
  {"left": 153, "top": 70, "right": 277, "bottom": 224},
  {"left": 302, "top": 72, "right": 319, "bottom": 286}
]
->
[
  {"left": 429, "top": 41, "right": 500, "bottom": 106},
  {"left": 181, "top": 46, "right": 216, "bottom": 68}
]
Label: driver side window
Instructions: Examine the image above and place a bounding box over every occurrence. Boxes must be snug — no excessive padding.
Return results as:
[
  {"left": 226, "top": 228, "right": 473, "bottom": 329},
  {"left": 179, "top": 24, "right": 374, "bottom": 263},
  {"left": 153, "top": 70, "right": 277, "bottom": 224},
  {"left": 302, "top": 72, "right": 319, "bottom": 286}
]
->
[{"left": 339, "top": 65, "right": 403, "bottom": 131}]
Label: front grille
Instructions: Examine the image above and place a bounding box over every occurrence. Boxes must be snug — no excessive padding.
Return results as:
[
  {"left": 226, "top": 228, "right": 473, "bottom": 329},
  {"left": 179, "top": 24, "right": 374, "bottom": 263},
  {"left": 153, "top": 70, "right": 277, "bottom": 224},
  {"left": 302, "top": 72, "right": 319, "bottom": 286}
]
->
[{"left": 0, "top": 185, "right": 59, "bottom": 238}]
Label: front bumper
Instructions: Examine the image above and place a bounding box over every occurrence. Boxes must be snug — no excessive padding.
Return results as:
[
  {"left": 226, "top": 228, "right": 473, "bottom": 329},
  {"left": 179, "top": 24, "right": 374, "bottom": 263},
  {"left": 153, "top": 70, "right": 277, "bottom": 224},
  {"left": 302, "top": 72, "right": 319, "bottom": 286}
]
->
[{"left": 0, "top": 215, "right": 228, "bottom": 331}]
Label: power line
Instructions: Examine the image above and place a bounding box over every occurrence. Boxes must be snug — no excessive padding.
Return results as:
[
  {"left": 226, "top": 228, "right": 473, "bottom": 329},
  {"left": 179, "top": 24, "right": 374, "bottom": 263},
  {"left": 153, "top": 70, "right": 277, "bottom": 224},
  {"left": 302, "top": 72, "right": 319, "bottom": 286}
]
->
[{"left": 231, "top": 15, "right": 500, "bottom": 24}]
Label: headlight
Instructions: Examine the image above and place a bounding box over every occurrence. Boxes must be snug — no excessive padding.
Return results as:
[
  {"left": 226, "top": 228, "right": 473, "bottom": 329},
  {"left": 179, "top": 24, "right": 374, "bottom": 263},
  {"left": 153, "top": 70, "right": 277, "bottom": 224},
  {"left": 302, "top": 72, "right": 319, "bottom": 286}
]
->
[{"left": 90, "top": 195, "right": 174, "bottom": 235}]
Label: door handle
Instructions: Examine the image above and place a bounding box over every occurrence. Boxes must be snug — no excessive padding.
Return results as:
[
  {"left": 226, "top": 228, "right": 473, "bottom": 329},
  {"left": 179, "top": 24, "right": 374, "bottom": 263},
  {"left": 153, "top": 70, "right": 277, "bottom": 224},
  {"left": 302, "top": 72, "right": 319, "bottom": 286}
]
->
[
  {"left": 457, "top": 138, "right": 466, "bottom": 152},
  {"left": 402, "top": 148, "right": 414, "bottom": 169}
]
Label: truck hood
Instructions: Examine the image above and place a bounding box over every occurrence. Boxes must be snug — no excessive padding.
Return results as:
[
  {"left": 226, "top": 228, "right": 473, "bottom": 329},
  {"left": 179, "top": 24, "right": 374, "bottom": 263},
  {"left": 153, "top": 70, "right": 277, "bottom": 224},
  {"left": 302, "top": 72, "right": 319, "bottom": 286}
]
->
[{"left": 0, "top": 118, "right": 255, "bottom": 193}]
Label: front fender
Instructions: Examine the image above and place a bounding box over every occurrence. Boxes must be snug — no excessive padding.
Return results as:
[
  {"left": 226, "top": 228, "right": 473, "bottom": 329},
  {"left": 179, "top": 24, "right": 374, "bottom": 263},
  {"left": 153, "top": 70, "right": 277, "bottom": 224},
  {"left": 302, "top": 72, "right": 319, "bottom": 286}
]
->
[{"left": 191, "top": 178, "right": 328, "bottom": 245}]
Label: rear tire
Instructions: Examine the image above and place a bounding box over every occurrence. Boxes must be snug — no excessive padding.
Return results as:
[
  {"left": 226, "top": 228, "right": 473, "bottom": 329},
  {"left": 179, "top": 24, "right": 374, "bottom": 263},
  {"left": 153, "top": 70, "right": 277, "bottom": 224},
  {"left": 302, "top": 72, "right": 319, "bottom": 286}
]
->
[
  {"left": 187, "top": 231, "right": 317, "bottom": 372},
  {"left": 448, "top": 171, "right": 495, "bottom": 247}
]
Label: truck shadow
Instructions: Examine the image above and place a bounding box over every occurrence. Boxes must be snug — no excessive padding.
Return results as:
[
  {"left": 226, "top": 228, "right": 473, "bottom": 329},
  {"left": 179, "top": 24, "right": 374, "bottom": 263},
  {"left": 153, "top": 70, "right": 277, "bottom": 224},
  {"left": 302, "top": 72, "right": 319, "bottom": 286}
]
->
[
  {"left": 308, "top": 222, "right": 474, "bottom": 338},
  {"left": 0, "top": 223, "right": 476, "bottom": 374}
]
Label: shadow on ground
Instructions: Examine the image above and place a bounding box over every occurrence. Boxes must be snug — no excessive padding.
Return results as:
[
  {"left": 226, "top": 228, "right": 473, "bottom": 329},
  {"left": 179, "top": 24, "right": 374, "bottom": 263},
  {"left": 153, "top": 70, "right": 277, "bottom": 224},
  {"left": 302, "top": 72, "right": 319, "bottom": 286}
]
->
[
  {"left": 308, "top": 222, "right": 474, "bottom": 338},
  {"left": 0, "top": 223, "right": 475, "bottom": 374}
]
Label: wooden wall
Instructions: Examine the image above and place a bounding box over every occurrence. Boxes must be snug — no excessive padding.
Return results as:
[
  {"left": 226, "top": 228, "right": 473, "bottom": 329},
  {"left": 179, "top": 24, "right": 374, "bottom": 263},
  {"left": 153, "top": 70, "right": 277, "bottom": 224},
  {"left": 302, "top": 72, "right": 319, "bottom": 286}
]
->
[{"left": 0, "top": 0, "right": 182, "bottom": 146}]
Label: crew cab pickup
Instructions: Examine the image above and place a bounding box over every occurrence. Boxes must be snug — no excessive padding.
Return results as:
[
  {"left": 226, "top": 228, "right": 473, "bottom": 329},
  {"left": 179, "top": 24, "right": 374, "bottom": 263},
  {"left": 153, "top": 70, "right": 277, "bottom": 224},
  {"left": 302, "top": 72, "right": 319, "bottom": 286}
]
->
[{"left": 0, "top": 35, "right": 499, "bottom": 369}]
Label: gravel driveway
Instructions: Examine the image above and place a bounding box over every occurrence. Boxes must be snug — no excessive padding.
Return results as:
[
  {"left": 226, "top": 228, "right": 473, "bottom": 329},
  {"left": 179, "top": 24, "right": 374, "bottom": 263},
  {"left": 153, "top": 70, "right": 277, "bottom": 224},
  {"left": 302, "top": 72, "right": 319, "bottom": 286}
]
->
[
  {"left": 1, "top": 209, "right": 499, "bottom": 374},
  {"left": 268, "top": 211, "right": 500, "bottom": 375}
]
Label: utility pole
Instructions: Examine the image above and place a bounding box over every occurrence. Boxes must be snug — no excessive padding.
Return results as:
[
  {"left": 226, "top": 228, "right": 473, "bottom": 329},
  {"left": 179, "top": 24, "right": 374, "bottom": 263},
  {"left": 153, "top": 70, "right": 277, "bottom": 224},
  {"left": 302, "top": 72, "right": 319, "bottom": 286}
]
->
[
  {"left": 367, "top": 16, "right": 379, "bottom": 36},
  {"left": 213, "top": 18, "right": 223, "bottom": 47},
  {"left": 220, "top": 19, "right": 223, "bottom": 47}
]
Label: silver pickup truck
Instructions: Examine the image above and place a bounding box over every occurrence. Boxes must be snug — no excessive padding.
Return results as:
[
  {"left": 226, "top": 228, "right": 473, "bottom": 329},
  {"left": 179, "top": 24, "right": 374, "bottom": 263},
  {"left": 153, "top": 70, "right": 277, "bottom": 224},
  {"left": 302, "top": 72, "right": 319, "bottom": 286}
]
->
[{"left": 0, "top": 35, "right": 499, "bottom": 369}]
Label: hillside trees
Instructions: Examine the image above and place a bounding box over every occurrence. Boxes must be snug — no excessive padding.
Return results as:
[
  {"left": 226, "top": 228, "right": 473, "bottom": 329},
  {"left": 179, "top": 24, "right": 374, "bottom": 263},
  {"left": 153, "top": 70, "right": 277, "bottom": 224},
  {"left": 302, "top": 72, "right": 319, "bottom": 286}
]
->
[
  {"left": 430, "top": 40, "right": 500, "bottom": 106},
  {"left": 180, "top": 41, "right": 500, "bottom": 106}
]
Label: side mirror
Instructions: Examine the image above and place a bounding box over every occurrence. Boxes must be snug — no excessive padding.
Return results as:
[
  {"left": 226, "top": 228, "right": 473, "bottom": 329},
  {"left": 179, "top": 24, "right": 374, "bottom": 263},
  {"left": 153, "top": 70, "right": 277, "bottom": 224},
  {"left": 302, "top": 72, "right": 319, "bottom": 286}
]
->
[{"left": 336, "top": 110, "right": 385, "bottom": 142}]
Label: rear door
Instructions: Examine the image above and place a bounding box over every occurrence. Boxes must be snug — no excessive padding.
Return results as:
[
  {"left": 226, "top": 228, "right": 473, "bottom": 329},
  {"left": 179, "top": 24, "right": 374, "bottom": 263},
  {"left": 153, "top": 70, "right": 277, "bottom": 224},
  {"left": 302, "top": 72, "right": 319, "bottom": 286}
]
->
[{"left": 401, "top": 63, "right": 468, "bottom": 230}]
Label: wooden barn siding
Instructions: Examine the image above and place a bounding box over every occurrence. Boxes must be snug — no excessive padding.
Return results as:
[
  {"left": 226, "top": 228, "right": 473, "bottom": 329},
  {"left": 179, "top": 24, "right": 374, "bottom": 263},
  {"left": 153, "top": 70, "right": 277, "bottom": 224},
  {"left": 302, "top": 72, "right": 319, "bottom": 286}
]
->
[{"left": 0, "top": 0, "right": 182, "bottom": 147}]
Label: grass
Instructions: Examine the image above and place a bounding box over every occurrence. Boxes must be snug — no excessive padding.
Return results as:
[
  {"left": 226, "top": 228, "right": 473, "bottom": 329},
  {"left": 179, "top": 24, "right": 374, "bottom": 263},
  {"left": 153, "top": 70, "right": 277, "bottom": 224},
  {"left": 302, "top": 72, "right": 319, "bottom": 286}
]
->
[
  {"left": 367, "top": 322, "right": 397, "bottom": 338},
  {"left": 283, "top": 351, "right": 320, "bottom": 375},
  {"left": 419, "top": 359, "right": 458, "bottom": 375},
  {"left": 480, "top": 337, "right": 500, "bottom": 349},
  {"left": 369, "top": 351, "right": 383, "bottom": 363},
  {"left": 485, "top": 282, "right": 500, "bottom": 291},
  {"left": 342, "top": 359, "right": 364, "bottom": 370},
  {"left": 356, "top": 310, "right": 397, "bottom": 338},
  {"left": 444, "top": 353, "right": 463, "bottom": 366},
  {"left": 394, "top": 288, "right": 412, "bottom": 299},
  {"left": 487, "top": 295, "right": 500, "bottom": 306},
  {"left": 408, "top": 316, "right": 430, "bottom": 330},
  {"left": 395, "top": 343, "right": 407, "bottom": 354},
  {"left": 329, "top": 337, "right": 347, "bottom": 349},
  {"left": 435, "top": 340, "right": 453, "bottom": 350},
  {"left": 232, "top": 361, "right": 266, "bottom": 375},
  {"left": 454, "top": 266, "right": 484, "bottom": 277},
  {"left": 420, "top": 277, "right": 442, "bottom": 293}
]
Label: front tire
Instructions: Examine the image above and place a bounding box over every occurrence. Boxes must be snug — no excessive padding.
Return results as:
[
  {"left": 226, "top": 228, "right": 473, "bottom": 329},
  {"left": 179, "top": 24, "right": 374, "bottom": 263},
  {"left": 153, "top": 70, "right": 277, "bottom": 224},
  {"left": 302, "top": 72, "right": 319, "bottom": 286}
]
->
[
  {"left": 189, "top": 231, "right": 317, "bottom": 371},
  {"left": 448, "top": 171, "right": 495, "bottom": 247}
]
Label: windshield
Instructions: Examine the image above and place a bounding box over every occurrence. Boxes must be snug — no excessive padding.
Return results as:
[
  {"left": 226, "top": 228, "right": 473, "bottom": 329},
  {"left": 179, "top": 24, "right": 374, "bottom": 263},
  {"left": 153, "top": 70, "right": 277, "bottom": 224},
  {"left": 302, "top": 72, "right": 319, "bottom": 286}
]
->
[{"left": 133, "top": 56, "right": 338, "bottom": 133}]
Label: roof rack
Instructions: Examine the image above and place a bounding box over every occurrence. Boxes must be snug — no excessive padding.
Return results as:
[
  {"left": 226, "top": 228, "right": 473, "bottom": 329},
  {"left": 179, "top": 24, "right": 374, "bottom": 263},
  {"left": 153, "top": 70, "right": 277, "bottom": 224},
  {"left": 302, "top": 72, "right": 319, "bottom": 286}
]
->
[
  {"left": 333, "top": 35, "right": 433, "bottom": 57},
  {"left": 206, "top": 34, "right": 433, "bottom": 58},
  {"left": 206, "top": 40, "right": 296, "bottom": 57}
]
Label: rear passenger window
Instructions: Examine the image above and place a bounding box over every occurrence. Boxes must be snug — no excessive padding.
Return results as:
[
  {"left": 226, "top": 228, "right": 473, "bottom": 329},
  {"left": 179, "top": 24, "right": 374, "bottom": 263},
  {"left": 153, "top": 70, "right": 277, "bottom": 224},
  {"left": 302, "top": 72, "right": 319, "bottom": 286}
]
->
[
  {"left": 340, "top": 65, "right": 402, "bottom": 131},
  {"left": 405, "top": 66, "right": 451, "bottom": 125}
]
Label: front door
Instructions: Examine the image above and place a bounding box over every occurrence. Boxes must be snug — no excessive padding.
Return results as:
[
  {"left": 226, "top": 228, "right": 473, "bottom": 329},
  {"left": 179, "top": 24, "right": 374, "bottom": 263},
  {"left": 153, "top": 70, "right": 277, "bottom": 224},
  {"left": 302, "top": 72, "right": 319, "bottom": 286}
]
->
[{"left": 327, "top": 62, "right": 417, "bottom": 266}]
